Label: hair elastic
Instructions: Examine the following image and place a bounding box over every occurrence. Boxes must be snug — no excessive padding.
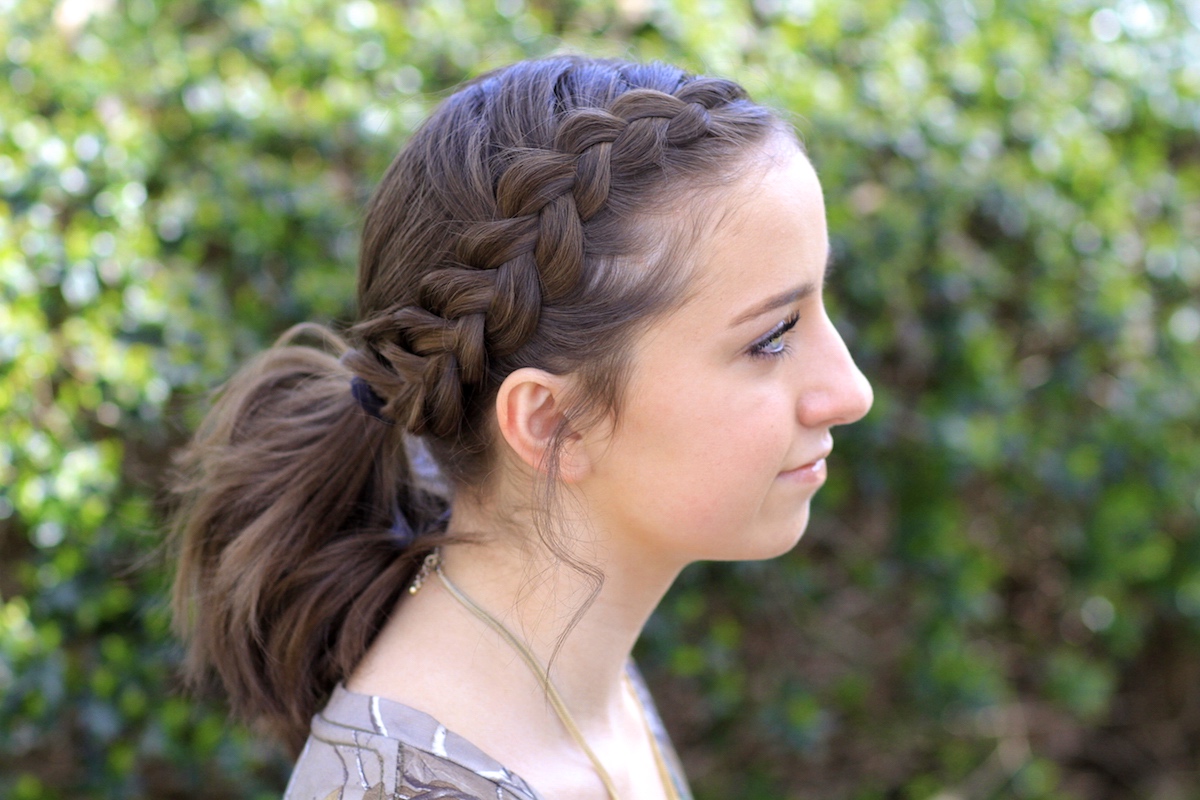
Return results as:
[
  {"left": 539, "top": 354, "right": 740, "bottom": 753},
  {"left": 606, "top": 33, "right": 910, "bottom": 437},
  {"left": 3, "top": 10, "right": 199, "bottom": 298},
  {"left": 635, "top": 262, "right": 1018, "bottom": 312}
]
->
[
  {"left": 350, "top": 376, "right": 393, "bottom": 425},
  {"left": 388, "top": 505, "right": 416, "bottom": 549}
]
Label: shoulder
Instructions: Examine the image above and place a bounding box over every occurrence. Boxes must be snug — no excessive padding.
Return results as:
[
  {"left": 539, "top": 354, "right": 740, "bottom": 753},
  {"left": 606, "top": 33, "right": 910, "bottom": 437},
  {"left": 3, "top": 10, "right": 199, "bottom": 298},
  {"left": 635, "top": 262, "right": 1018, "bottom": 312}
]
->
[{"left": 282, "top": 684, "right": 542, "bottom": 800}]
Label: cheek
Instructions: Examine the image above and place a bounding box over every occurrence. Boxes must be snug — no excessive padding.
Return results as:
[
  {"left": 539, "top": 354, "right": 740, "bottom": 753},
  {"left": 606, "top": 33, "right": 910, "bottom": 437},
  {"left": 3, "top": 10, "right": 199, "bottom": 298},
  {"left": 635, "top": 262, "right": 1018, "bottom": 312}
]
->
[{"left": 609, "top": 379, "right": 796, "bottom": 532}]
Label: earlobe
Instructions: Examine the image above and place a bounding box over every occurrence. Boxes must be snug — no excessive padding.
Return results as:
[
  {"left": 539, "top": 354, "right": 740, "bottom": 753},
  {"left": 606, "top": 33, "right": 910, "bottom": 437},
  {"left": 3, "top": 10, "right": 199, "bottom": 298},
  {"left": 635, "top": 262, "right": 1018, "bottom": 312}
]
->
[{"left": 495, "top": 369, "right": 591, "bottom": 482}]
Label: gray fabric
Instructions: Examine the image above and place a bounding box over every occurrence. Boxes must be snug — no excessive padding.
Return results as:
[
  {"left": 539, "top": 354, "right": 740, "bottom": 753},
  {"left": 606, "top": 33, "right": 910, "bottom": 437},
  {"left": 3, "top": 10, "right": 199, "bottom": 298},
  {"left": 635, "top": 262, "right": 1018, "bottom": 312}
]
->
[{"left": 283, "top": 664, "right": 693, "bottom": 800}]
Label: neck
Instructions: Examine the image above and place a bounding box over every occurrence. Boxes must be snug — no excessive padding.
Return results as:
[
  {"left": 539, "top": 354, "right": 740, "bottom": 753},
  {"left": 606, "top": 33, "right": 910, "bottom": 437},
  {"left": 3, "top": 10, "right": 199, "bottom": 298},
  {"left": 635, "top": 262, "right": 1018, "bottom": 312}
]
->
[
  {"left": 347, "top": 488, "right": 688, "bottom": 778},
  {"left": 433, "top": 511, "right": 682, "bottom": 724}
]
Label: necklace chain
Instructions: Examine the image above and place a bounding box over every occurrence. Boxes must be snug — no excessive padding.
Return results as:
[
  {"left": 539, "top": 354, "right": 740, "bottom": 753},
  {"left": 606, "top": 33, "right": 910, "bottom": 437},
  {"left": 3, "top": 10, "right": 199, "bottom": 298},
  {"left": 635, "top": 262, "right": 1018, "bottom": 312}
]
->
[{"left": 410, "top": 549, "right": 679, "bottom": 800}]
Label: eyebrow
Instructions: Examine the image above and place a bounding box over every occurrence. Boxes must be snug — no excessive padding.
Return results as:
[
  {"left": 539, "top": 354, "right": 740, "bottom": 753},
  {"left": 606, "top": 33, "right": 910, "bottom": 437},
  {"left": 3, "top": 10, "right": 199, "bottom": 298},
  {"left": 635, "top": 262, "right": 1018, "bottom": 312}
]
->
[{"left": 730, "top": 251, "right": 834, "bottom": 327}]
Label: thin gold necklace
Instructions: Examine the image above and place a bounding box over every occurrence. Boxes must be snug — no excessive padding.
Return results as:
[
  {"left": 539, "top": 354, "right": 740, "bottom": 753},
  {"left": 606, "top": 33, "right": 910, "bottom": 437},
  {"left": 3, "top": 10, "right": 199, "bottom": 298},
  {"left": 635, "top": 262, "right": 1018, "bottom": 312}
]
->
[{"left": 409, "top": 549, "right": 680, "bottom": 800}]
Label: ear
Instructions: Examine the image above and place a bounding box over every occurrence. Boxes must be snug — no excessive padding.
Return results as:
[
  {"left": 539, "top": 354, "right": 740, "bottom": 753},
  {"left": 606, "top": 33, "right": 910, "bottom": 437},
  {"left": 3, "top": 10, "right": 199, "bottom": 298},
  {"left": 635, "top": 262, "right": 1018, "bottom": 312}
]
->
[{"left": 494, "top": 368, "right": 591, "bottom": 482}]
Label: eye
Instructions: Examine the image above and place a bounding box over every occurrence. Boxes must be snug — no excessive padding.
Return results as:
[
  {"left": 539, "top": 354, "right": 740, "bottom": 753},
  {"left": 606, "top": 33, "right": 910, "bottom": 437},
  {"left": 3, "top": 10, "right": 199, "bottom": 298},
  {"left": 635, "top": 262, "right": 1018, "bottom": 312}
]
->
[{"left": 749, "top": 312, "right": 800, "bottom": 359}]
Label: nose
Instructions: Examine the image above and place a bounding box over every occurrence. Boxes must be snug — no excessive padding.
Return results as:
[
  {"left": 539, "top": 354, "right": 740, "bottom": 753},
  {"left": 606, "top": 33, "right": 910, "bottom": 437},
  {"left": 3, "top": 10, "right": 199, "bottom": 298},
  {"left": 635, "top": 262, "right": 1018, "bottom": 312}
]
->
[{"left": 797, "top": 312, "right": 874, "bottom": 429}]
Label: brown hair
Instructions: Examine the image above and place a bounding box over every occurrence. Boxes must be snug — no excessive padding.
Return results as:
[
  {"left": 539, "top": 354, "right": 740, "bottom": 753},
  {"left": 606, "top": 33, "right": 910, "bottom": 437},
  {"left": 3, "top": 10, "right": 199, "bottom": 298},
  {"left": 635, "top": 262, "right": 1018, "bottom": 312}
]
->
[{"left": 170, "top": 56, "right": 785, "bottom": 754}]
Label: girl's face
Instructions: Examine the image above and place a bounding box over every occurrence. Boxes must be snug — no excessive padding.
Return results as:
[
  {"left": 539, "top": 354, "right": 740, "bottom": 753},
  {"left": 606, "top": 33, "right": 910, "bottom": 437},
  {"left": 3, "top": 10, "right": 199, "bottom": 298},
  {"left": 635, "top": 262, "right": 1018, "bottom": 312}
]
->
[{"left": 577, "top": 142, "right": 873, "bottom": 567}]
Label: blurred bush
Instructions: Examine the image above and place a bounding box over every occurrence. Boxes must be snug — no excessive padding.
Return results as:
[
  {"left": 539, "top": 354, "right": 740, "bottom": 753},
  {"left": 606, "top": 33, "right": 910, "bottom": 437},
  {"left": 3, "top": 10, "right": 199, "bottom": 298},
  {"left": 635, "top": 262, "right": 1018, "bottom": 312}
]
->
[{"left": 1, "top": 0, "right": 1197, "bottom": 797}]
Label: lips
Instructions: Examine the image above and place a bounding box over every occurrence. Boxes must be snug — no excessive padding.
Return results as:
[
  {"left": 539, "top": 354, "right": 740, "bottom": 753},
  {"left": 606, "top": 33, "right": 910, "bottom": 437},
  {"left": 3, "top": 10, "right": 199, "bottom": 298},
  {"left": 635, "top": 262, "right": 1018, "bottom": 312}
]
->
[
  {"left": 783, "top": 444, "right": 832, "bottom": 475},
  {"left": 778, "top": 441, "right": 833, "bottom": 483}
]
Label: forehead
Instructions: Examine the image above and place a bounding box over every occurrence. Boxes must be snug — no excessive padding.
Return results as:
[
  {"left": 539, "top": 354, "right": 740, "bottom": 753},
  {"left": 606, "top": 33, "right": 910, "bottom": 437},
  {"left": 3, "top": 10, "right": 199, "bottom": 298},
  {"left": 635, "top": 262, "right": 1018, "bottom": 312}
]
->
[{"left": 681, "top": 145, "right": 828, "bottom": 316}]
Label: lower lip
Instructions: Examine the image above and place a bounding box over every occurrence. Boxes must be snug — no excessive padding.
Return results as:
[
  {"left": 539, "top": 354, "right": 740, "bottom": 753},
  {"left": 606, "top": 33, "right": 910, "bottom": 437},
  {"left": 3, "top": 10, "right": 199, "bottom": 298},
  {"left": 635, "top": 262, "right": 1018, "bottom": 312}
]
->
[{"left": 779, "top": 458, "right": 827, "bottom": 484}]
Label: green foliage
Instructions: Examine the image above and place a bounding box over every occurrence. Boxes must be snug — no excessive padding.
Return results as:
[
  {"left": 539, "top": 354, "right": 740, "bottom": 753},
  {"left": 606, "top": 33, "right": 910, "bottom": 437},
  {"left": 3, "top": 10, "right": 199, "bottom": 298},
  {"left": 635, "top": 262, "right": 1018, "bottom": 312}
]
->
[{"left": 2, "top": 0, "right": 1198, "bottom": 797}]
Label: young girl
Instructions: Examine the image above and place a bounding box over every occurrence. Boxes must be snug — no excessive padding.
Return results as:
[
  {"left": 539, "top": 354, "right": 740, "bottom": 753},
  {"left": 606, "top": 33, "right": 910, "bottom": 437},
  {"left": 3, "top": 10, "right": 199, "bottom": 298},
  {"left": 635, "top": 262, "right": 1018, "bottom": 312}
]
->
[{"left": 171, "top": 56, "right": 872, "bottom": 800}]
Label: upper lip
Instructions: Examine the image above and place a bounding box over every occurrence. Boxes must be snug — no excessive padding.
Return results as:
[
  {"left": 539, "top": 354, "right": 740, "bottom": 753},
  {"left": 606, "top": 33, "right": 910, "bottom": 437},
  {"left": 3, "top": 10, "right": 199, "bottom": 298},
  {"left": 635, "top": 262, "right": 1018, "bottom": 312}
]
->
[{"left": 784, "top": 445, "right": 832, "bottom": 472}]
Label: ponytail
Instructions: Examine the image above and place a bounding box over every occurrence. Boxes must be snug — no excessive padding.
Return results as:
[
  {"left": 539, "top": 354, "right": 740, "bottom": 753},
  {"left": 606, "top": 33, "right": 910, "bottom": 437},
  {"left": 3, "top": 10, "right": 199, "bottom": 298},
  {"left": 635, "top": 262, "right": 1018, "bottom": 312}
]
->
[{"left": 169, "top": 323, "right": 448, "bottom": 755}]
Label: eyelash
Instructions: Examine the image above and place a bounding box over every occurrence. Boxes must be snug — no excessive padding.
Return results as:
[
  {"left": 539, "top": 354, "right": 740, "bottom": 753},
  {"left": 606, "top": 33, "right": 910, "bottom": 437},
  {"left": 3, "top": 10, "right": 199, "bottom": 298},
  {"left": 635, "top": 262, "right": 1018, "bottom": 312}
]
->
[{"left": 749, "top": 312, "right": 800, "bottom": 359}]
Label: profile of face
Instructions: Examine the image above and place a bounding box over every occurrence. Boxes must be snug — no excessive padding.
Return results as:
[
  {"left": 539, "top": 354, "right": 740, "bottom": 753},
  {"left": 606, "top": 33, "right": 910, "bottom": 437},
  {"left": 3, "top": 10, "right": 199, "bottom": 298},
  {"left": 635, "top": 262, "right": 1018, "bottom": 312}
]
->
[{"left": 575, "top": 140, "right": 874, "bottom": 567}]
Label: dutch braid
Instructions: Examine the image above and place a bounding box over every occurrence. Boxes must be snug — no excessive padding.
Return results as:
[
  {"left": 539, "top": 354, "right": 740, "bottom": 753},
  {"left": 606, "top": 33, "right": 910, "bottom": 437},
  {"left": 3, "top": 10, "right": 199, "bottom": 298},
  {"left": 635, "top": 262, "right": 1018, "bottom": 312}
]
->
[{"left": 347, "top": 72, "right": 762, "bottom": 440}]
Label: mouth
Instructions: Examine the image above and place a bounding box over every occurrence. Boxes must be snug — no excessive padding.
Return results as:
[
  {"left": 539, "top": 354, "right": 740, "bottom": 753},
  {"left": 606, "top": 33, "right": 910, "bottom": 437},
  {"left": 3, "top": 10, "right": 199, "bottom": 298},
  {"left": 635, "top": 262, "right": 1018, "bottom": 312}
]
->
[{"left": 779, "top": 446, "right": 832, "bottom": 482}]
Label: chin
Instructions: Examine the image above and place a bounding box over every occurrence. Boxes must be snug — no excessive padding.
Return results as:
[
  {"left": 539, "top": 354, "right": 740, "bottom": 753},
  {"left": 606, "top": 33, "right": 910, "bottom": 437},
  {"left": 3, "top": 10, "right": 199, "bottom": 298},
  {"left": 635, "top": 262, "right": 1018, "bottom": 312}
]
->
[
  {"left": 761, "top": 517, "right": 811, "bottom": 559},
  {"left": 708, "top": 507, "right": 813, "bottom": 563}
]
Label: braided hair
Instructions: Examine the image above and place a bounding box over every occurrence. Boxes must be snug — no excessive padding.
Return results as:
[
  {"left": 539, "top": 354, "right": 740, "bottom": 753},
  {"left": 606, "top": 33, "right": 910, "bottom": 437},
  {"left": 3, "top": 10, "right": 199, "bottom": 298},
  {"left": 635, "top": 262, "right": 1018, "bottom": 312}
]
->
[{"left": 170, "top": 56, "right": 786, "bottom": 753}]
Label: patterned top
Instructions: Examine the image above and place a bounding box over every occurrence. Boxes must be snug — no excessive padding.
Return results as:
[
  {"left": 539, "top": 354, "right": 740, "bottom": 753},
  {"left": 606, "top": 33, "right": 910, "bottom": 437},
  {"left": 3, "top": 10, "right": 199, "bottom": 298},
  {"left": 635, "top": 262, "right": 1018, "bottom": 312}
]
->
[{"left": 283, "top": 665, "right": 693, "bottom": 800}]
